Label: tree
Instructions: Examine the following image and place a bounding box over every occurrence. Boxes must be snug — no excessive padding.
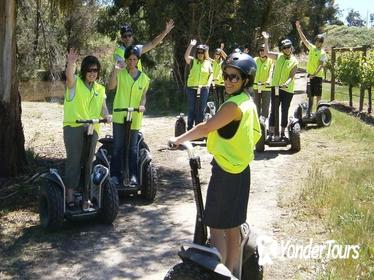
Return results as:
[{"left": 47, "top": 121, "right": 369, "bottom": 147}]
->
[
  {"left": 346, "top": 9, "right": 365, "bottom": 27},
  {"left": 0, "top": 0, "right": 26, "bottom": 178}
]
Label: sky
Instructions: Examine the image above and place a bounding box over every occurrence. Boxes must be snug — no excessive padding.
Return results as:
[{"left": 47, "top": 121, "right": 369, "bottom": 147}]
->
[{"left": 335, "top": 0, "right": 373, "bottom": 23}]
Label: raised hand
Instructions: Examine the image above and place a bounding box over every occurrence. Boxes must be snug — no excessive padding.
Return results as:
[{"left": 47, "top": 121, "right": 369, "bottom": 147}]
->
[
  {"left": 165, "top": 19, "right": 175, "bottom": 33},
  {"left": 261, "top": 31, "right": 269, "bottom": 40},
  {"left": 190, "top": 39, "right": 197, "bottom": 46},
  {"left": 115, "top": 59, "right": 126, "bottom": 70},
  {"left": 220, "top": 42, "right": 225, "bottom": 50},
  {"left": 295, "top": 20, "right": 301, "bottom": 30},
  {"left": 67, "top": 48, "right": 79, "bottom": 64}
]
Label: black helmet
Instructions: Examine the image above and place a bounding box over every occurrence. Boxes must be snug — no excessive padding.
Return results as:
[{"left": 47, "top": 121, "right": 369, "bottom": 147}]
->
[
  {"left": 222, "top": 53, "right": 257, "bottom": 84},
  {"left": 120, "top": 24, "right": 133, "bottom": 35},
  {"left": 196, "top": 44, "right": 208, "bottom": 51},
  {"left": 280, "top": 39, "right": 293, "bottom": 50},
  {"left": 315, "top": 34, "right": 325, "bottom": 43},
  {"left": 124, "top": 45, "right": 141, "bottom": 59}
]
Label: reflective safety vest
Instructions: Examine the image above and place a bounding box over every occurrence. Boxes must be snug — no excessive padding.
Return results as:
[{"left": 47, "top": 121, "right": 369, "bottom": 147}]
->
[
  {"left": 254, "top": 56, "right": 273, "bottom": 91},
  {"left": 272, "top": 54, "right": 298, "bottom": 93},
  {"left": 306, "top": 45, "right": 326, "bottom": 78},
  {"left": 207, "top": 92, "right": 261, "bottom": 174},
  {"left": 63, "top": 76, "right": 106, "bottom": 134},
  {"left": 213, "top": 60, "right": 224, "bottom": 86},
  {"left": 114, "top": 45, "right": 143, "bottom": 71},
  {"left": 187, "top": 58, "right": 212, "bottom": 87},
  {"left": 112, "top": 69, "right": 150, "bottom": 130}
]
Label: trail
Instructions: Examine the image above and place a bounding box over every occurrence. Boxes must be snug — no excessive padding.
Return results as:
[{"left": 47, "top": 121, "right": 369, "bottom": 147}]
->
[{"left": 0, "top": 75, "right": 317, "bottom": 280}]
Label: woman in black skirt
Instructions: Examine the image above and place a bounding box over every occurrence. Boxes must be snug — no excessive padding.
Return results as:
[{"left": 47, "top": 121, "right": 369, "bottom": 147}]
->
[{"left": 169, "top": 52, "right": 261, "bottom": 277}]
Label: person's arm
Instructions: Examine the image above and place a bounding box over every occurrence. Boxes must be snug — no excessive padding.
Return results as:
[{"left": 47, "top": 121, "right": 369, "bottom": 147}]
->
[
  {"left": 101, "top": 99, "right": 112, "bottom": 122},
  {"left": 282, "top": 65, "right": 298, "bottom": 87},
  {"left": 107, "top": 61, "right": 126, "bottom": 90},
  {"left": 184, "top": 39, "right": 196, "bottom": 65},
  {"left": 261, "top": 32, "right": 278, "bottom": 60},
  {"left": 311, "top": 53, "right": 327, "bottom": 77},
  {"left": 171, "top": 102, "right": 241, "bottom": 145},
  {"left": 66, "top": 48, "right": 78, "bottom": 89},
  {"left": 295, "top": 20, "right": 312, "bottom": 50},
  {"left": 141, "top": 19, "right": 175, "bottom": 54},
  {"left": 139, "top": 88, "right": 148, "bottom": 112},
  {"left": 220, "top": 43, "right": 228, "bottom": 59},
  {"left": 207, "top": 63, "right": 214, "bottom": 87}
]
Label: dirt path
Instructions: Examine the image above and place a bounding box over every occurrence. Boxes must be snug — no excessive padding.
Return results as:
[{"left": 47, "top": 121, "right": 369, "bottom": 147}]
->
[{"left": 0, "top": 75, "right": 320, "bottom": 280}]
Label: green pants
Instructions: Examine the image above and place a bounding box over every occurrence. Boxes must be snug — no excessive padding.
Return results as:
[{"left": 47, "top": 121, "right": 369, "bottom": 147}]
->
[{"left": 63, "top": 126, "right": 98, "bottom": 190}]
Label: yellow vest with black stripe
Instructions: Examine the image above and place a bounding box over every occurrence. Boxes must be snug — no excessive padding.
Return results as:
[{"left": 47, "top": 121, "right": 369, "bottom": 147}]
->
[
  {"left": 306, "top": 45, "right": 325, "bottom": 78},
  {"left": 114, "top": 45, "right": 143, "bottom": 71},
  {"left": 207, "top": 92, "right": 261, "bottom": 174},
  {"left": 112, "top": 69, "right": 150, "bottom": 129},
  {"left": 253, "top": 57, "right": 273, "bottom": 91},
  {"left": 213, "top": 60, "right": 224, "bottom": 86},
  {"left": 187, "top": 58, "right": 212, "bottom": 87},
  {"left": 272, "top": 54, "right": 298, "bottom": 93},
  {"left": 63, "top": 76, "right": 106, "bottom": 134}
]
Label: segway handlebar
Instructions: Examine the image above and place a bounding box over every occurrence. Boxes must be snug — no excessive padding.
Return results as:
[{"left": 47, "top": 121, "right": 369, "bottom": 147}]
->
[
  {"left": 113, "top": 107, "right": 140, "bottom": 112},
  {"left": 76, "top": 119, "right": 108, "bottom": 124},
  {"left": 168, "top": 141, "right": 195, "bottom": 159}
]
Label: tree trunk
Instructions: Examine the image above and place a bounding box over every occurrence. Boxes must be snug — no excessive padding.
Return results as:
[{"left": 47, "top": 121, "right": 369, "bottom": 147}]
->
[
  {"left": 368, "top": 87, "right": 372, "bottom": 114},
  {"left": 0, "top": 0, "right": 27, "bottom": 178},
  {"left": 349, "top": 84, "right": 353, "bottom": 107}
]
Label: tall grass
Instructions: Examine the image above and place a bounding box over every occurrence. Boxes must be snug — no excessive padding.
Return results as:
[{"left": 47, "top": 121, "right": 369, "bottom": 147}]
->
[{"left": 300, "top": 110, "right": 374, "bottom": 279}]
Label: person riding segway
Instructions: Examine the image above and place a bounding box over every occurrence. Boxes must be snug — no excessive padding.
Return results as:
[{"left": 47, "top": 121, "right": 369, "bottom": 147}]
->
[
  {"left": 174, "top": 40, "right": 213, "bottom": 138},
  {"left": 167, "top": 52, "right": 262, "bottom": 279},
  {"left": 39, "top": 50, "right": 119, "bottom": 230},
  {"left": 256, "top": 32, "right": 301, "bottom": 152},
  {"left": 294, "top": 20, "right": 332, "bottom": 128},
  {"left": 101, "top": 45, "right": 156, "bottom": 202}
]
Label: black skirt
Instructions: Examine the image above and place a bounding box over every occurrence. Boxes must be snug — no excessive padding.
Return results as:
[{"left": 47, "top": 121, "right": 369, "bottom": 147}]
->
[{"left": 203, "top": 159, "right": 251, "bottom": 229}]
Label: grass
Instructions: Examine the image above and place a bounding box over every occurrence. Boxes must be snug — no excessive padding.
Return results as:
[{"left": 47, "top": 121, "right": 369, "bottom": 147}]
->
[
  {"left": 299, "top": 110, "right": 374, "bottom": 279},
  {"left": 322, "top": 82, "right": 372, "bottom": 111}
]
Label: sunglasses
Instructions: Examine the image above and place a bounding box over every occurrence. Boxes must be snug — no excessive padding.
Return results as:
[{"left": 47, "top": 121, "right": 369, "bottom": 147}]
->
[
  {"left": 121, "top": 33, "right": 133, "bottom": 38},
  {"left": 87, "top": 68, "right": 99, "bottom": 73},
  {"left": 283, "top": 46, "right": 291, "bottom": 49},
  {"left": 223, "top": 72, "right": 241, "bottom": 83},
  {"left": 197, "top": 51, "right": 204, "bottom": 54}
]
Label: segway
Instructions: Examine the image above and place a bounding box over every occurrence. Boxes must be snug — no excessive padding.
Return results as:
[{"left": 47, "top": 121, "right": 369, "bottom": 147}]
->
[
  {"left": 293, "top": 76, "right": 332, "bottom": 128},
  {"left": 256, "top": 86, "right": 301, "bottom": 152},
  {"left": 175, "top": 86, "right": 216, "bottom": 137},
  {"left": 164, "top": 142, "right": 263, "bottom": 280},
  {"left": 39, "top": 119, "right": 119, "bottom": 231},
  {"left": 96, "top": 107, "right": 156, "bottom": 202}
]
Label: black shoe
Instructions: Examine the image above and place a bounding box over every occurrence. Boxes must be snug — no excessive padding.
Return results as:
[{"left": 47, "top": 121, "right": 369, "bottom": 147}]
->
[
  {"left": 129, "top": 175, "right": 138, "bottom": 186},
  {"left": 266, "top": 134, "right": 273, "bottom": 142},
  {"left": 66, "top": 201, "right": 79, "bottom": 212},
  {"left": 281, "top": 132, "right": 287, "bottom": 141}
]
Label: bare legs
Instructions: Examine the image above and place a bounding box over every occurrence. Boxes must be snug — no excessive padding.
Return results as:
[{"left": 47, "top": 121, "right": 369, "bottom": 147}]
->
[{"left": 210, "top": 227, "right": 241, "bottom": 277}]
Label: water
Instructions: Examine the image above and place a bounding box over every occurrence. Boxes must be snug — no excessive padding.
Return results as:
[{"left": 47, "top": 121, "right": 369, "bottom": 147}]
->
[{"left": 20, "top": 80, "right": 65, "bottom": 103}]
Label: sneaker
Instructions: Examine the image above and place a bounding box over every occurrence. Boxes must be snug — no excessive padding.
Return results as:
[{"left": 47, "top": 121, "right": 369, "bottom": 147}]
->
[
  {"left": 111, "top": 176, "right": 120, "bottom": 187},
  {"left": 266, "top": 134, "right": 273, "bottom": 142},
  {"left": 129, "top": 175, "right": 138, "bottom": 186}
]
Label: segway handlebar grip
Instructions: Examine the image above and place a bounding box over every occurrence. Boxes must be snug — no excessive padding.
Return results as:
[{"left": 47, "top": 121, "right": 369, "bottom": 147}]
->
[
  {"left": 113, "top": 107, "right": 140, "bottom": 112},
  {"left": 76, "top": 119, "right": 107, "bottom": 124}
]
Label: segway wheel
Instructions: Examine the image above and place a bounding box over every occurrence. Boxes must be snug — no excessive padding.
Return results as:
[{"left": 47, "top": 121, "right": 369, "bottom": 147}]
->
[
  {"left": 289, "top": 123, "right": 301, "bottom": 152},
  {"left": 99, "top": 179, "right": 119, "bottom": 224},
  {"left": 316, "top": 106, "right": 332, "bottom": 127},
  {"left": 164, "top": 262, "right": 212, "bottom": 280},
  {"left": 241, "top": 247, "right": 264, "bottom": 280},
  {"left": 255, "top": 123, "right": 266, "bottom": 152},
  {"left": 141, "top": 162, "right": 157, "bottom": 202},
  {"left": 175, "top": 116, "right": 186, "bottom": 137},
  {"left": 39, "top": 181, "right": 64, "bottom": 231}
]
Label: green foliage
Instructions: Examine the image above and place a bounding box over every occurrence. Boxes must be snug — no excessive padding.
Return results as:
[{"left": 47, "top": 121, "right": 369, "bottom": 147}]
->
[
  {"left": 346, "top": 9, "right": 365, "bottom": 27},
  {"left": 324, "top": 25, "right": 374, "bottom": 48},
  {"left": 335, "top": 51, "right": 362, "bottom": 86},
  {"left": 361, "top": 50, "right": 374, "bottom": 87}
]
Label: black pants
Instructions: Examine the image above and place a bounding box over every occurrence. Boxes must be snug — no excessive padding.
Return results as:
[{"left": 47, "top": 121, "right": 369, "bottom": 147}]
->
[
  {"left": 269, "top": 88, "right": 293, "bottom": 128},
  {"left": 310, "top": 76, "right": 322, "bottom": 97}
]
